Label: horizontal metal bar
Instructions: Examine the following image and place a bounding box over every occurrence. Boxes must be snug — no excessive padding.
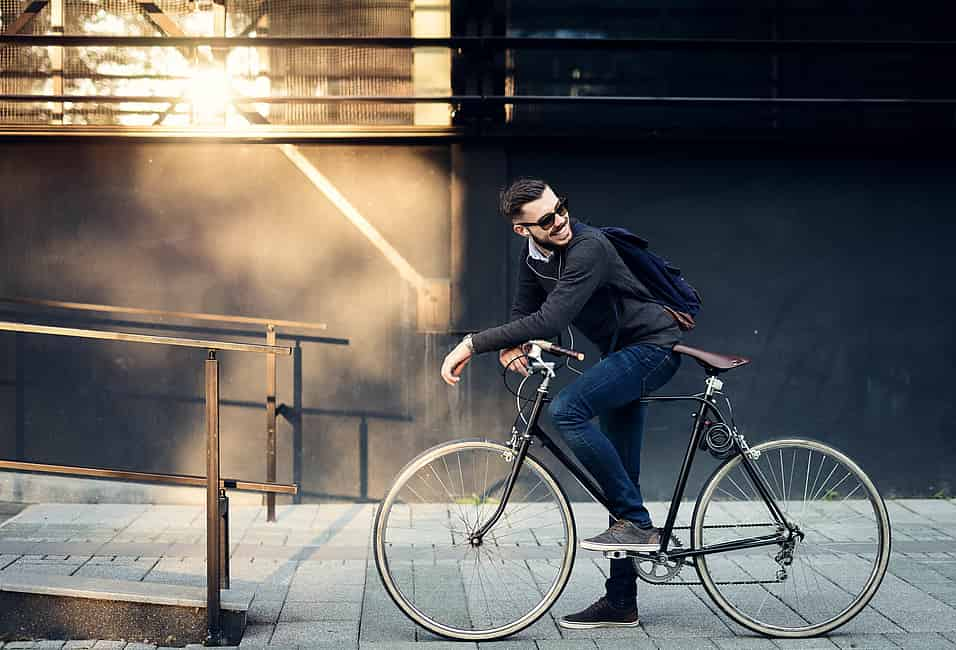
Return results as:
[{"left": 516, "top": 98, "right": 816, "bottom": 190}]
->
[
  {"left": 0, "top": 321, "right": 292, "bottom": 355},
  {"left": 3, "top": 94, "right": 954, "bottom": 106},
  {"left": 0, "top": 124, "right": 461, "bottom": 139},
  {"left": 2, "top": 297, "right": 327, "bottom": 331},
  {"left": 668, "top": 533, "right": 786, "bottom": 559},
  {"left": 0, "top": 459, "right": 297, "bottom": 494},
  {"left": 2, "top": 34, "right": 956, "bottom": 51}
]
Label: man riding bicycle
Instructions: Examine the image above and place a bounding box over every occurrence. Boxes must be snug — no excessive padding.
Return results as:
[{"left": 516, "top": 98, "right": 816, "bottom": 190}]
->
[{"left": 440, "top": 178, "right": 685, "bottom": 629}]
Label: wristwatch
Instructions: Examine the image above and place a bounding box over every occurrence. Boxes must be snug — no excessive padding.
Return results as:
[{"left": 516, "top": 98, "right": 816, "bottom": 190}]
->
[{"left": 461, "top": 333, "right": 475, "bottom": 353}]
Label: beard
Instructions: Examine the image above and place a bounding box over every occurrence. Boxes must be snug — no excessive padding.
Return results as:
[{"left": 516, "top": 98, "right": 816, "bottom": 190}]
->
[
  {"left": 530, "top": 229, "right": 561, "bottom": 251},
  {"left": 529, "top": 218, "right": 572, "bottom": 251}
]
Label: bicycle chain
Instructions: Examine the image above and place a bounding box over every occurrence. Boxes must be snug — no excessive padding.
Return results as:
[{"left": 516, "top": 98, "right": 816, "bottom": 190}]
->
[{"left": 642, "top": 523, "right": 783, "bottom": 586}]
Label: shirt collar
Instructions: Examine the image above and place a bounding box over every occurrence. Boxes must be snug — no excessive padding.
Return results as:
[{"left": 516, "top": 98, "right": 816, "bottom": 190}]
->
[{"left": 527, "top": 237, "right": 553, "bottom": 262}]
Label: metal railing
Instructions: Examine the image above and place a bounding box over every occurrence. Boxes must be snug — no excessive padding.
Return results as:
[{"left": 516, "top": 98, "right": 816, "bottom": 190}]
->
[
  {"left": 1, "top": 296, "right": 331, "bottom": 522},
  {"left": 0, "top": 319, "right": 292, "bottom": 645}
]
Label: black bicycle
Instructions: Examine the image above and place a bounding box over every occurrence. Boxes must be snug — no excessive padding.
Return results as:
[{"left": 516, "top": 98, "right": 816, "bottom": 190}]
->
[{"left": 373, "top": 340, "right": 891, "bottom": 640}]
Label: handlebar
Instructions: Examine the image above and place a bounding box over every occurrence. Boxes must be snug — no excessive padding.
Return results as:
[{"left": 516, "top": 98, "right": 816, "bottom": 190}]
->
[{"left": 528, "top": 339, "right": 585, "bottom": 361}]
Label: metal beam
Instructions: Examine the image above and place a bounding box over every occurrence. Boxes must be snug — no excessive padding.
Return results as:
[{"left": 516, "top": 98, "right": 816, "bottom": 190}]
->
[
  {"left": 2, "top": 0, "right": 48, "bottom": 35},
  {"left": 277, "top": 144, "right": 429, "bottom": 290},
  {"left": 4, "top": 94, "right": 955, "bottom": 106},
  {"left": 0, "top": 321, "right": 293, "bottom": 355},
  {"left": 133, "top": 0, "right": 185, "bottom": 40},
  {"left": 0, "top": 124, "right": 459, "bottom": 138},
  {"left": 3, "top": 35, "right": 956, "bottom": 51},
  {"left": 277, "top": 145, "right": 451, "bottom": 330}
]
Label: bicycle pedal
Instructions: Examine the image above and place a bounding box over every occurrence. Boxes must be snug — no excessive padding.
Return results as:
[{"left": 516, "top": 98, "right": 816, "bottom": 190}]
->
[{"left": 603, "top": 550, "right": 631, "bottom": 560}]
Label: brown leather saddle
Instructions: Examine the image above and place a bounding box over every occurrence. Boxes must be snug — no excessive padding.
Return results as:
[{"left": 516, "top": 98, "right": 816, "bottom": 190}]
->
[{"left": 673, "top": 344, "right": 751, "bottom": 375}]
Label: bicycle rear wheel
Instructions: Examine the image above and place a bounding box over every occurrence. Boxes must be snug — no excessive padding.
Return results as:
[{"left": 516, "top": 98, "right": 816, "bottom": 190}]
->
[
  {"left": 373, "top": 439, "right": 576, "bottom": 641},
  {"left": 693, "top": 438, "right": 890, "bottom": 637}
]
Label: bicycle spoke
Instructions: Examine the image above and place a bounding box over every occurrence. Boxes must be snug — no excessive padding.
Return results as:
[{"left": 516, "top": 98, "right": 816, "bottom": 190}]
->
[
  {"left": 376, "top": 442, "right": 573, "bottom": 639},
  {"left": 788, "top": 449, "right": 796, "bottom": 506},
  {"left": 491, "top": 478, "right": 546, "bottom": 521},
  {"left": 695, "top": 440, "right": 889, "bottom": 637},
  {"left": 428, "top": 463, "right": 473, "bottom": 533},
  {"left": 440, "top": 455, "right": 474, "bottom": 531},
  {"left": 726, "top": 473, "right": 753, "bottom": 501}
]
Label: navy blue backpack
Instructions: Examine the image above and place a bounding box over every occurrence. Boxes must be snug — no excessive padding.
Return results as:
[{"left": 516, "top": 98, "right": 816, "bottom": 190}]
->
[{"left": 600, "top": 226, "right": 702, "bottom": 335}]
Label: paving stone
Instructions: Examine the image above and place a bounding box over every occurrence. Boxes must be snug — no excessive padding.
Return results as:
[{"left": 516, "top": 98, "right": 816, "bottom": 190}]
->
[
  {"left": 771, "top": 638, "right": 839, "bottom": 649},
  {"left": 884, "top": 632, "right": 956, "bottom": 648},
  {"left": 285, "top": 580, "right": 365, "bottom": 602},
  {"left": 279, "top": 600, "right": 362, "bottom": 622},
  {"left": 653, "top": 639, "right": 719, "bottom": 649},
  {"left": 642, "top": 614, "right": 735, "bottom": 639},
  {"left": 4, "top": 642, "right": 40, "bottom": 649},
  {"left": 592, "top": 639, "right": 658, "bottom": 650},
  {"left": 246, "top": 599, "right": 283, "bottom": 625},
  {"left": 237, "top": 624, "right": 273, "bottom": 647},
  {"left": 269, "top": 621, "right": 359, "bottom": 645},
  {"left": 125, "top": 644, "right": 159, "bottom": 650},
  {"left": 359, "top": 640, "right": 476, "bottom": 650},
  {"left": 90, "top": 643, "right": 127, "bottom": 649},
  {"left": 829, "top": 634, "right": 898, "bottom": 648},
  {"left": 476, "top": 641, "right": 539, "bottom": 649},
  {"left": 358, "top": 592, "right": 417, "bottom": 643},
  {"left": 713, "top": 638, "right": 778, "bottom": 649},
  {"left": 535, "top": 642, "right": 598, "bottom": 649},
  {"left": 62, "top": 643, "right": 97, "bottom": 650}
]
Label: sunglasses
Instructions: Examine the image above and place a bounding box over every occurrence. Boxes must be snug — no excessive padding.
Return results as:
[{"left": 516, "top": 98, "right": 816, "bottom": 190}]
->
[{"left": 515, "top": 196, "right": 569, "bottom": 231}]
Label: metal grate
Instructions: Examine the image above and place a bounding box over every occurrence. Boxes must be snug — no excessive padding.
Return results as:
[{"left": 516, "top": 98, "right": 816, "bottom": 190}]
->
[
  {"left": 1, "top": 0, "right": 417, "bottom": 128},
  {"left": 1, "top": 0, "right": 52, "bottom": 123}
]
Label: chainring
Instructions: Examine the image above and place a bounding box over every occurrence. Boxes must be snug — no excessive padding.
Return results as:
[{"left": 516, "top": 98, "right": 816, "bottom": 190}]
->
[
  {"left": 634, "top": 553, "right": 685, "bottom": 584},
  {"left": 633, "top": 530, "right": 686, "bottom": 584}
]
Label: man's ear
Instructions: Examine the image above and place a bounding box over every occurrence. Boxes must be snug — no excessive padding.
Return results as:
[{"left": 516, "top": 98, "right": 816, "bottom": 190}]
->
[{"left": 513, "top": 224, "right": 528, "bottom": 237}]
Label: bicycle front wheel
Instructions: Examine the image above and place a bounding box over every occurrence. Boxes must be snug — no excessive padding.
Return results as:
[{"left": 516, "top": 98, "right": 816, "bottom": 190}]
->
[
  {"left": 373, "top": 439, "right": 576, "bottom": 641},
  {"left": 693, "top": 438, "right": 891, "bottom": 637}
]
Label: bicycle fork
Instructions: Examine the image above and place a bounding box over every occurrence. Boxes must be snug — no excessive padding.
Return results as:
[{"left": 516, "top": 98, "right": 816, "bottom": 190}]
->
[{"left": 469, "top": 363, "right": 555, "bottom": 545}]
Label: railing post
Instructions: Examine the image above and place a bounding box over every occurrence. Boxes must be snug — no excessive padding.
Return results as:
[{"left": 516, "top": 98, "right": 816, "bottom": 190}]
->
[
  {"left": 205, "top": 350, "right": 222, "bottom": 646},
  {"left": 292, "top": 341, "right": 302, "bottom": 504},
  {"left": 14, "top": 333, "right": 25, "bottom": 503},
  {"left": 359, "top": 416, "right": 369, "bottom": 501},
  {"left": 265, "top": 324, "right": 277, "bottom": 523}
]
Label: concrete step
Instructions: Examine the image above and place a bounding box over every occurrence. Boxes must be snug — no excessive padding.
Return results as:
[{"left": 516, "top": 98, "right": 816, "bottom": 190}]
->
[{"left": 0, "top": 572, "right": 250, "bottom": 647}]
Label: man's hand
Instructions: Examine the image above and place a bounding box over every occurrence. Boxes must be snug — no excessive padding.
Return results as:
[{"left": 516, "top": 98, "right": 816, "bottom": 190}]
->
[
  {"left": 499, "top": 345, "right": 529, "bottom": 377},
  {"left": 440, "top": 341, "right": 473, "bottom": 386}
]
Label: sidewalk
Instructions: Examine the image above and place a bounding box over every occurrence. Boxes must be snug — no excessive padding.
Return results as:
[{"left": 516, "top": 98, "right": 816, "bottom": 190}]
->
[{"left": 0, "top": 499, "right": 955, "bottom": 649}]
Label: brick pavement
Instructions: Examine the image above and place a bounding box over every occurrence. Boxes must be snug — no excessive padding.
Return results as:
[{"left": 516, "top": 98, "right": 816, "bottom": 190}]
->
[{"left": 0, "top": 500, "right": 954, "bottom": 650}]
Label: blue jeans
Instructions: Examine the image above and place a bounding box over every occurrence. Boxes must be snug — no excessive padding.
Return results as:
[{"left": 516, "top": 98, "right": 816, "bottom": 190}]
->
[{"left": 548, "top": 343, "right": 680, "bottom": 608}]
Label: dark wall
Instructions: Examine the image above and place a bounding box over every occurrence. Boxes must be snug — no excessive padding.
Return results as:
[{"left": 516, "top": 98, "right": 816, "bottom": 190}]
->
[{"left": 1, "top": 140, "right": 953, "bottom": 503}]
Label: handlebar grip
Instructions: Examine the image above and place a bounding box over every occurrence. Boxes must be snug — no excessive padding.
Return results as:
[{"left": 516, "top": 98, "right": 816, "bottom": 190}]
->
[{"left": 529, "top": 340, "right": 585, "bottom": 361}]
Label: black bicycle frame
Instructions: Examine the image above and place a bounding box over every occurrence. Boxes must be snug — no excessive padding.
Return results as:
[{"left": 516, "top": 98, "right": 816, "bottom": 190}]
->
[{"left": 473, "top": 375, "right": 794, "bottom": 559}]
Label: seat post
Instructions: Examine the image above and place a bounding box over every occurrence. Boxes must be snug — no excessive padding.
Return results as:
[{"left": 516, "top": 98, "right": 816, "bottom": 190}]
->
[{"left": 704, "top": 375, "right": 724, "bottom": 397}]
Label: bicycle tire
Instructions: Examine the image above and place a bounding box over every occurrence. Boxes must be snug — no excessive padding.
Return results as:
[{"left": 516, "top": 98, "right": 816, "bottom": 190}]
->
[
  {"left": 692, "top": 437, "right": 891, "bottom": 637},
  {"left": 373, "top": 438, "right": 577, "bottom": 641}
]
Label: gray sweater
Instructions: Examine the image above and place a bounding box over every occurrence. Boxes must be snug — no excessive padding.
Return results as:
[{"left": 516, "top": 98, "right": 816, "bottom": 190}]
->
[{"left": 471, "top": 222, "right": 682, "bottom": 356}]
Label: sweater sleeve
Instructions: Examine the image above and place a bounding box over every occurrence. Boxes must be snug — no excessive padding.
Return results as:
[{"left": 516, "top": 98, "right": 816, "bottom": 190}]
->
[{"left": 471, "top": 236, "right": 608, "bottom": 354}]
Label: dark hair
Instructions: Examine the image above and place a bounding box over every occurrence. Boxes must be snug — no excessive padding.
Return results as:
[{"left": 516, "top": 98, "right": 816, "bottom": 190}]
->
[{"left": 499, "top": 177, "right": 550, "bottom": 220}]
